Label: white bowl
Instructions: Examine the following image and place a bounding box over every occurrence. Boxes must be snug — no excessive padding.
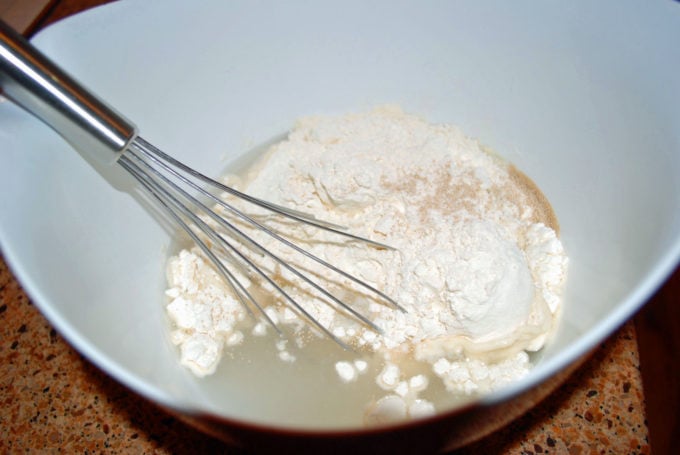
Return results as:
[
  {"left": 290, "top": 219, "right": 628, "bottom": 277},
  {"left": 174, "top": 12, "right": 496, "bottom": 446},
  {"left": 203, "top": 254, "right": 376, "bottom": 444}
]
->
[{"left": 1, "top": 0, "right": 679, "bottom": 452}]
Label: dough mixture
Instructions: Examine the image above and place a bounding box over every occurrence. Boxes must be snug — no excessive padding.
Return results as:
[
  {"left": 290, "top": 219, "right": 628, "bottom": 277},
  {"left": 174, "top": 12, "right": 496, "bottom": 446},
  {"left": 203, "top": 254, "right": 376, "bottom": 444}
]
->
[{"left": 164, "top": 106, "right": 568, "bottom": 423}]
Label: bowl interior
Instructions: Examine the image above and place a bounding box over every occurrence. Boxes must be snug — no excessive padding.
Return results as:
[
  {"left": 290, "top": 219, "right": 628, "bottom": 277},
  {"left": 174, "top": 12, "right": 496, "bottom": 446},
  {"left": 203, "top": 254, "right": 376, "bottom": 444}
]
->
[{"left": 1, "top": 0, "right": 679, "bottom": 429}]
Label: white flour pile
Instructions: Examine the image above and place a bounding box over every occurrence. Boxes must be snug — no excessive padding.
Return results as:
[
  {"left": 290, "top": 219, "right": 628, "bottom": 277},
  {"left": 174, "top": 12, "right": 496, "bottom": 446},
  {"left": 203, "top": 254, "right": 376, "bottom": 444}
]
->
[{"left": 164, "top": 106, "right": 568, "bottom": 424}]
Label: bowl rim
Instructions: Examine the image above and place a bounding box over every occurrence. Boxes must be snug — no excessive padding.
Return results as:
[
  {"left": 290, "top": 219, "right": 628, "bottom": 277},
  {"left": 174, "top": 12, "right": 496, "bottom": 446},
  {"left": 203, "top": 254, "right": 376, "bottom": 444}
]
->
[{"left": 2, "top": 0, "right": 680, "bottom": 436}]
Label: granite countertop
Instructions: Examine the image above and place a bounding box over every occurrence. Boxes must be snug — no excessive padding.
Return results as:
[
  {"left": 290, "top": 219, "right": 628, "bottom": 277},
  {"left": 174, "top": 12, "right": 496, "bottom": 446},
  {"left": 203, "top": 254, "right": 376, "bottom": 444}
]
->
[{"left": 0, "top": 1, "right": 662, "bottom": 453}]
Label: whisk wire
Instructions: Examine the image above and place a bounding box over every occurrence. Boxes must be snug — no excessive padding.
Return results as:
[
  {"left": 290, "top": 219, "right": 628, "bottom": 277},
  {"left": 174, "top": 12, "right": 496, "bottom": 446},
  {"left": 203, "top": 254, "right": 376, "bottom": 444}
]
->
[
  {"left": 125, "top": 144, "right": 377, "bottom": 332},
  {"left": 118, "top": 151, "right": 281, "bottom": 335},
  {"left": 133, "top": 137, "right": 404, "bottom": 313},
  {"left": 135, "top": 137, "right": 395, "bottom": 250},
  {"left": 120, "top": 139, "right": 396, "bottom": 346},
  {"left": 122, "top": 147, "right": 353, "bottom": 345},
  {"left": 133, "top": 145, "right": 401, "bottom": 318}
]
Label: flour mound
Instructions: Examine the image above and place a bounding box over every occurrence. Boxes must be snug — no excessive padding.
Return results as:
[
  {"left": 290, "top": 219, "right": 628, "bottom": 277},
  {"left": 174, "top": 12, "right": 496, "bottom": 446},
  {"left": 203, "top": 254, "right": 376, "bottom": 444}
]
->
[{"left": 164, "top": 106, "right": 568, "bottom": 421}]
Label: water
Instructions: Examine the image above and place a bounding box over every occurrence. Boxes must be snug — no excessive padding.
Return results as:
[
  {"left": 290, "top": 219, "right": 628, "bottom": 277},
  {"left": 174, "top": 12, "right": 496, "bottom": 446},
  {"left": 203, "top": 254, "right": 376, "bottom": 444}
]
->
[{"left": 193, "top": 324, "right": 469, "bottom": 428}]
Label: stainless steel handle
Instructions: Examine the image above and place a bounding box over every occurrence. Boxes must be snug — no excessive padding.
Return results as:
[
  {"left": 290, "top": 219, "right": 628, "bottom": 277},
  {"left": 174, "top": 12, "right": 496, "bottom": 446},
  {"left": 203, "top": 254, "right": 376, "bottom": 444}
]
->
[{"left": 0, "top": 19, "right": 136, "bottom": 163}]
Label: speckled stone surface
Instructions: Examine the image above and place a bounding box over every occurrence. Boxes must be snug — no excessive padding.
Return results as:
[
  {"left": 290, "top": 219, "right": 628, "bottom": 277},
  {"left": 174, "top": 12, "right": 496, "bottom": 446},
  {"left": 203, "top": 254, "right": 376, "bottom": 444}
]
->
[{"left": 0, "top": 255, "right": 650, "bottom": 454}]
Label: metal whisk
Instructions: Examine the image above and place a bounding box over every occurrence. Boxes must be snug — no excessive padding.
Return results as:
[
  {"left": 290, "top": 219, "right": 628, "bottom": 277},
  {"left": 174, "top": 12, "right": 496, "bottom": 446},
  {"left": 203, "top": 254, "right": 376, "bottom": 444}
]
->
[{"left": 0, "top": 20, "right": 401, "bottom": 348}]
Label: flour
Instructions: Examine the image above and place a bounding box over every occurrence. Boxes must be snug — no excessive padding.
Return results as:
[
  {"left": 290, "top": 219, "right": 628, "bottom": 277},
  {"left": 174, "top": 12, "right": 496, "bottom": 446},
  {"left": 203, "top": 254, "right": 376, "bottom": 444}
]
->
[
  {"left": 335, "top": 360, "right": 369, "bottom": 383},
  {"left": 365, "top": 364, "right": 435, "bottom": 424},
  {"left": 164, "top": 106, "right": 568, "bottom": 422},
  {"left": 165, "top": 249, "right": 246, "bottom": 376}
]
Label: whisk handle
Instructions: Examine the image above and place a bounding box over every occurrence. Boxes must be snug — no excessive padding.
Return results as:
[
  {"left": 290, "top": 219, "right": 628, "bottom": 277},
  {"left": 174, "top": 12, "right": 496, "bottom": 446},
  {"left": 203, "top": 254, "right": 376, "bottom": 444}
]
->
[{"left": 0, "top": 19, "right": 136, "bottom": 164}]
